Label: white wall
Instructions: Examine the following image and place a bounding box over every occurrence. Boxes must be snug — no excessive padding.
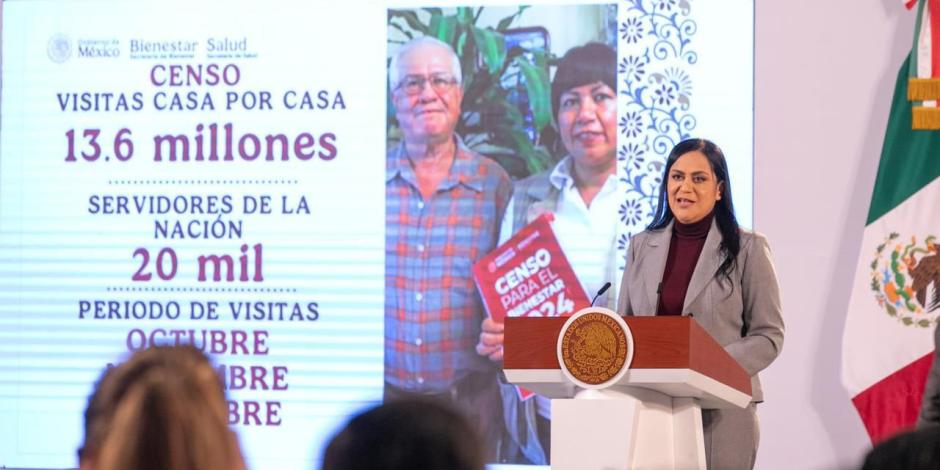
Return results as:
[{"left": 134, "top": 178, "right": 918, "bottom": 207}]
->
[{"left": 754, "top": 1, "right": 914, "bottom": 468}]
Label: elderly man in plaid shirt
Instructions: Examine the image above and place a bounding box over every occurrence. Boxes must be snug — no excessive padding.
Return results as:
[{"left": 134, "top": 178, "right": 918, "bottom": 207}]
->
[{"left": 385, "top": 36, "right": 512, "bottom": 458}]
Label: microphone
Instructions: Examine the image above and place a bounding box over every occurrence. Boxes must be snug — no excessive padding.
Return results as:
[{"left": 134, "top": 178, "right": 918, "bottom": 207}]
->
[
  {"left": 655, "top": 282, "right": 663, "bottom": 315},
  {"left": 591, "top": 282, "right": 612, "bottom": 307}
]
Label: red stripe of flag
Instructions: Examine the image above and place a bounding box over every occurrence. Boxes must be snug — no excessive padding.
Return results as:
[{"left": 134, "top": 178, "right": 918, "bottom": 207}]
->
[
  {"left": 931, "top": 0, "right": 940, "bottom": 76},
  {"left": 851, "top": 351, "right": 934, "bottom": 443}
]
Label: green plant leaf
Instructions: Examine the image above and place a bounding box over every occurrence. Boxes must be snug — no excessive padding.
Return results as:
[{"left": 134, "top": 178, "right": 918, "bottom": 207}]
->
[
  {"left": 461, "top": 55, "right": 497, "bottom": 103},
  {"left": 431, "top": 15, "right": 458, "bottom": 44},
  {"left": 886, "top": 303, "right": 897, "bottom": 316},
  {"left": 533, "top": 147, "right": 552, "bottom": 171},
  {"left": 531, "top": 49, "right": 548, "bottom": 71},
  {"left": 496, "top": 6, "right": 529, "bottom": 31},
  {"left": 421, "top": 7, "right": 442, "bottom": 16},
  {"left": 456, "top": 7, "right": 474, "bottom": 25},
  {"left": 388, "top": 21, "right": 414, "bottom": 40},
  {"left": 902, "top": 315, "right": 912, "bottom": 325},
  {"left": 456, "top": 30, "right": 468, "bottom": 57},
  {"left": 428, "top": 11, "right": 443, "bottom": 41},
  {"left": 491, "top": 110, "right": 549, "bottom": 174},
  {"left": 514, "top": 133, "right": 550, "bottom": 174},
  {"left": 389, "top": 10, "right": 429, "bottom": 35},
  {"left": 493, "top": 46, "right": 525, "bottom": 81},
  {"left": 514, "top": 56, "right": 552, "bottom": 130},
  {"left": 919, "top": 319, "right": 931, "bottom": 328},
  {"left": 471, "top": 26, "right": 506, "bottom": 75}
]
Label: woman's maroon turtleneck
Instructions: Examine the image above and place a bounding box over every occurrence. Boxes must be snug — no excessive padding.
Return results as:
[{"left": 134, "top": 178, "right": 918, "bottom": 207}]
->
[{"left": 656, "top": 211, "right": 714, "bottom": 316}]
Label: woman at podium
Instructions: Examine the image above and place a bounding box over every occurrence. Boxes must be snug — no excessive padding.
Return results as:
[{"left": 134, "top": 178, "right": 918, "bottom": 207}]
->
[{"left": 617, "top": 138, "right": 785, "bottom": 469}]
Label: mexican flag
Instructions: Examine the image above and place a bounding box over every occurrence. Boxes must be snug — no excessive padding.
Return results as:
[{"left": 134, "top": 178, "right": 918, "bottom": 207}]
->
[{"left": 841, "top": 0, "right": 940, "bottom": 442}]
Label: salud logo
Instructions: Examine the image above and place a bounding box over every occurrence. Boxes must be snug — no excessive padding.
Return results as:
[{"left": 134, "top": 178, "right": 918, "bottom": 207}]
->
[
  {"left": 47, "top": 34, "right": 71, "bottom": 63},
  {"left": 870, "top": 233, "right": 940, "bottom": 327}
]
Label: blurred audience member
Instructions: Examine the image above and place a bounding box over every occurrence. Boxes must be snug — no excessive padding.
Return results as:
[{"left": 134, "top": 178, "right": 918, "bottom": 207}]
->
[
  {"left": 322, "top": 399, "right": 483, "bottom": 470},
  {"left": 861, "top": 426, "right": 940, "bottom": 470},
  {"left": 78, "top": 346, "right": 245, "bottom": 470}
]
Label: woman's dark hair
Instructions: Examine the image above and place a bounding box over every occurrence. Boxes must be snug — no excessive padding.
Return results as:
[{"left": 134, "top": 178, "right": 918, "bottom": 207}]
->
[
  {"left": 551, "top": 42, "right": 617, "bottom": 122},
  {"left": 322, "top": 399, "right": 484, "bottom": 470},
  {"left": 648, "top": 138, "right": 741, "bottom": 284}
]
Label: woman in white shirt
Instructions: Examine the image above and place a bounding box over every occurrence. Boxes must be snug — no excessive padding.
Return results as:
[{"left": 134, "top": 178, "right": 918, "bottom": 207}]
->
[{"left": 475, "top": 42, "right": 620, "bottom": 465}]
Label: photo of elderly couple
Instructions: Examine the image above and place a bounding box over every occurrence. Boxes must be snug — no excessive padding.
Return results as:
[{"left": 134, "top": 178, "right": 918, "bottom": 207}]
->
[{"left": 384, "top": 4, "right": 620, "bottom": 465}]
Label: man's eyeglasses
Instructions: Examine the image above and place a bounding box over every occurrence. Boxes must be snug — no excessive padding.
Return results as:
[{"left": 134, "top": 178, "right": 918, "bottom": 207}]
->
[{"left": 395, "top": 73, "right": 459, "bottom": 95}]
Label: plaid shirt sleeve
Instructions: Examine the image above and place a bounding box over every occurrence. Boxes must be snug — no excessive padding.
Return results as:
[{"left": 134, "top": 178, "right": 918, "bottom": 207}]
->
[{"left": 385, "top": 140, "right": 512, "bottom": 392}]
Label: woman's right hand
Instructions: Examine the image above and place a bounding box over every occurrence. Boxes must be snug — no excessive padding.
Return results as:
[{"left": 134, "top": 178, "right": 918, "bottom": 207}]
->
[{"left": 475, "top": 317, "right": 505, "bottom": 362}]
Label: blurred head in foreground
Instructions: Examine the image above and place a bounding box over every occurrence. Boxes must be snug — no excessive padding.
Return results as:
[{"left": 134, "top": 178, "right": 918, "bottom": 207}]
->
[
  {"left": 321, "top": 399, "right": 484, "bottom": 470},
  {"left": 861, "top": 425, "right": 940, "bottom": 470},
  {"left": 79, "top": 345, "right": 245, "bottom": 470}
]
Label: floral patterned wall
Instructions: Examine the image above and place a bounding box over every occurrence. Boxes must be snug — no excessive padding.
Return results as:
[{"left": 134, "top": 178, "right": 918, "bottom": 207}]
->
[{"left": 615, "top": 0, "right": 697, "bottom": 273}]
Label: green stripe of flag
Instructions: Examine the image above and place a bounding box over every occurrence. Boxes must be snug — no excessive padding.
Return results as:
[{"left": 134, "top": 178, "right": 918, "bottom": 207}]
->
[{"left": 867, "top": 54, "right": 940, "bottom": 224}]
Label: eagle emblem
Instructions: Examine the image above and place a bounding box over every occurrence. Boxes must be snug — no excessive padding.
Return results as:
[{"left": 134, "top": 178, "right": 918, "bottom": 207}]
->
[
  {"left": 559, "top": 311, "right": 630, "bottom": 386},
  {"left": 870, "top": 233, "right": 939, "bottom": 327}
]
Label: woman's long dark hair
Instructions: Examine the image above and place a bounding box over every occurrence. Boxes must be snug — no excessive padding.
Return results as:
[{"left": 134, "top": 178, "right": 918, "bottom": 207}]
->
[{"left": 648, "top": 138, "right": 741, "bottom": 284}]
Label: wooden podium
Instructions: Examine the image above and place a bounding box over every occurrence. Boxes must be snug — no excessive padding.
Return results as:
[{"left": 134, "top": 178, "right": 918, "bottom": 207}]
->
[{"left": 504, "top": 313, "right": 751, "bottom": 470}]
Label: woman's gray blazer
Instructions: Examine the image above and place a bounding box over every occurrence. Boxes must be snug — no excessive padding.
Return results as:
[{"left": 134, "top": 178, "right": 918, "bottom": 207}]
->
[{"left": 616, "top": 220, "right": 785, "bottom": 402}]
